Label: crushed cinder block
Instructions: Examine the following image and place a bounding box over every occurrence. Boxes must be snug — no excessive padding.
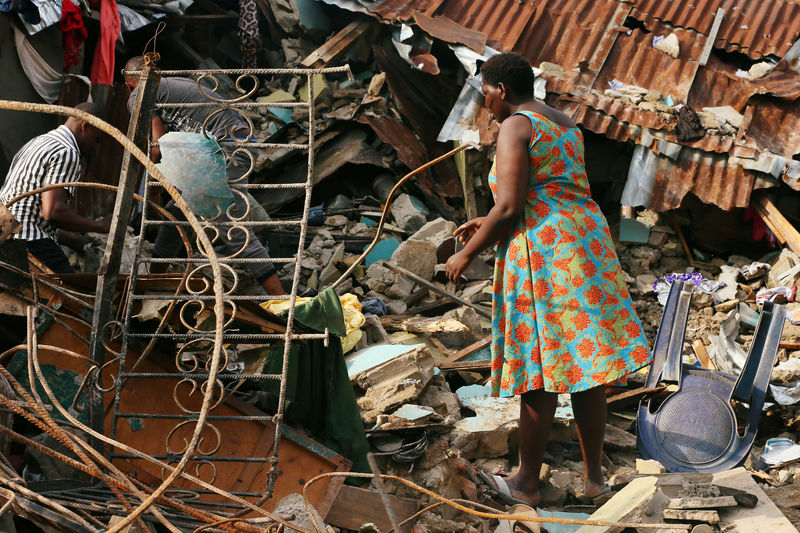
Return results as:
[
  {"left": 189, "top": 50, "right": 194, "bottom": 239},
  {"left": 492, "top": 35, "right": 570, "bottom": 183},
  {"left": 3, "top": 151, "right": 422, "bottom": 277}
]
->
[
  {"left": 347, "top": 344, "right": 435, "bottom": 423},
  {"left": 391, "top": 193, "right": 429, "bottom": 233},
  {"left": 391, "top": 239, "right": 437, "bottom": 281}
]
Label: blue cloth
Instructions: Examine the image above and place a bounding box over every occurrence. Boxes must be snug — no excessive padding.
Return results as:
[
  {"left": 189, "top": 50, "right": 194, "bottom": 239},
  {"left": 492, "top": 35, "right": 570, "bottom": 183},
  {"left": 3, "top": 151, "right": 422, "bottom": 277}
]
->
[{"left": 361, "top": 296, "right": 387, "bottom": 316}]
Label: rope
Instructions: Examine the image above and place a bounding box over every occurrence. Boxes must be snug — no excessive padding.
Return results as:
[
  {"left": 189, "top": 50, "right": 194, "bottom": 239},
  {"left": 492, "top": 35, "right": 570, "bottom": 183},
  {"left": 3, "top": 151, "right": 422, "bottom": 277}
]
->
[{"left": 302, "top": 472, "right": 692, "bottom": 532}]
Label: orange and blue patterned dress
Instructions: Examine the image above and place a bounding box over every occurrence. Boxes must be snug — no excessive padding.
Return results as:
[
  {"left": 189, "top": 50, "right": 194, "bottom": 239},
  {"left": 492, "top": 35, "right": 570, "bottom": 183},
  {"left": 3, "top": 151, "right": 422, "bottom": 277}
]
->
[{"left": 490, "top": 111, "right": 651, "bottom": 397}]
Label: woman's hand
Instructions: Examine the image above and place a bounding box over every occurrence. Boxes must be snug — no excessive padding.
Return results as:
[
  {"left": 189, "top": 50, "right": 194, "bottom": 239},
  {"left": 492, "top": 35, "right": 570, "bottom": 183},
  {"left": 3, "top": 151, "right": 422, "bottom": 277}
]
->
[
  {"left": 453, "top": 217, "right": 486, "bottom": 245},
  {"left": 445, "top": 250, "right": 474, "bottom": 282}
]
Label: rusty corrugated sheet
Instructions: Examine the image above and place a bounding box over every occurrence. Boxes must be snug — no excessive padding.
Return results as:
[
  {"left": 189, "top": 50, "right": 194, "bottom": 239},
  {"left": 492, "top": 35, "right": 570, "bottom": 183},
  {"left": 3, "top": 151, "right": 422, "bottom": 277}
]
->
[
  {"left": 558, "top": 94, "right": 736, "bottom": 153},
  {"left": 355, "top": 0, "right": 797, "bottom": 212},
  {"left": 592, "top": 18, "right": 707, "bottom": 102},
  {"left": 648, "top": 150, "right": 754, "bottom": 211},
  {"left": 631, "top": 0, "right": 800, "bottom": 59},
  {"left": 436, "top": 0, "right": 537, "bottom": 51},
  {"left": 689, "top": 55, "right": 800, "bottom": 111},
  {"left": 739, "top": 96, "right": 800, "bottom": 159},
  {"left": 372, "top": 0, "right": 442, "bottom": 21}
]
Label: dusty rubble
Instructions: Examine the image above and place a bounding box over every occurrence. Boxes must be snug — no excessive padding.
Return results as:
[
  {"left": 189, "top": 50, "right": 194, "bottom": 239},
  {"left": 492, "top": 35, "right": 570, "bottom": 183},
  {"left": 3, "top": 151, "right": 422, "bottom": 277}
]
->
[{"left": 1, "top": 0, "right": 800, "bottom": 531}]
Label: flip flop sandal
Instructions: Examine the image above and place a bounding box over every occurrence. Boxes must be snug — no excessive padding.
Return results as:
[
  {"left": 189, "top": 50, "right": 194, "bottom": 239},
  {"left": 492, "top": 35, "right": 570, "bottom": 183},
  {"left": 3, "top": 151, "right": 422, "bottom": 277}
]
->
[
  {"left": 477, "top": 471, "right": 530, "bottom": 507},
  {"left": 496, "top": 504, "right": 542, "bottom": 533}
]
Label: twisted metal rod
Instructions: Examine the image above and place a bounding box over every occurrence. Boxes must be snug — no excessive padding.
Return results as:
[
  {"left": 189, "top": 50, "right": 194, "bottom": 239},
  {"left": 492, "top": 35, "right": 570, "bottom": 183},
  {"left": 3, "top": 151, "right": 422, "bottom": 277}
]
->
[
  {"left": 331, "top": 142, "right": 479, "bottom": 289},
  {"left": 302, "top": 472, "right": 692, "bottom": 532},
  {"left": 0, "top": 99, "right": 226, "bottom": 533}
]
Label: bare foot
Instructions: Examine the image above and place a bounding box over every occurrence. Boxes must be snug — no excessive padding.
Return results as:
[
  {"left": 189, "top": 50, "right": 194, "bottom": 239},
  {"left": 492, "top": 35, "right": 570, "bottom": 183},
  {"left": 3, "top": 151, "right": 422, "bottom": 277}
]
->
[
  {"left": 583, "top": 478, "right": 608, "bottom": 499},
  {"left": 503, "top": 475, "right": 542, "bottom": 507}
]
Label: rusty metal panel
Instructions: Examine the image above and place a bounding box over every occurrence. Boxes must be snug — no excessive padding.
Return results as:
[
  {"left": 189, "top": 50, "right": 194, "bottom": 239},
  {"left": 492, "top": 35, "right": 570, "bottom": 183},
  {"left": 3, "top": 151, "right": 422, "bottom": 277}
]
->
[
  {"left": 739, "top": 96, "right": 800, "bottom": 158},
  {"left": 372, "top": 0, "right": 443, "bottom": 21},
  {"left": 560, "top": 99, "right": 735, "bottom": 153},
  {"left": 512, "top": 0, "right": 627, "bottom": 74},
  {"left": 648, "top": 150, "right": 754, "bottom": 211},
  {"left": 632, "top": 0, "right": 800, "bottom": 59},
  {"left": 593, "top": 18, "right": 707, "bottom": 102},
  {"left": 435, "top": 0, "right": 537, "bottom": 51}
]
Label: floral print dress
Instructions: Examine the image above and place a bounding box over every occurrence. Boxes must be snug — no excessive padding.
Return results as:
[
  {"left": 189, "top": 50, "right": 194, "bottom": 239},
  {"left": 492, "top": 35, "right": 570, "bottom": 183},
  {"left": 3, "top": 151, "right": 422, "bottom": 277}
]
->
[{"left": 489, "top": 111, "right": 651, "bottom": 397}]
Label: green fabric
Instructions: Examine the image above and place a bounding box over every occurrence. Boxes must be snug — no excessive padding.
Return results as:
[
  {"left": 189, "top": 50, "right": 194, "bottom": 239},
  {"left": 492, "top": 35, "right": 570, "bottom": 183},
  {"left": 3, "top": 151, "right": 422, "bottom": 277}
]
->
[
  {"left": 291, "top": 287, "right": 347, "bottom": 337},
  {"left": 262, "top": 287, "right": 369, "bottom": 473}
]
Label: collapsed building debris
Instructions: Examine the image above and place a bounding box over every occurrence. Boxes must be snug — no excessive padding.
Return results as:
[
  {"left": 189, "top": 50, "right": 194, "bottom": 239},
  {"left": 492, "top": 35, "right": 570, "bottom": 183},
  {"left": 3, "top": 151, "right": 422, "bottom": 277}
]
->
[{"left": 0, "top": 0, "right": 800, "bottom": 531}]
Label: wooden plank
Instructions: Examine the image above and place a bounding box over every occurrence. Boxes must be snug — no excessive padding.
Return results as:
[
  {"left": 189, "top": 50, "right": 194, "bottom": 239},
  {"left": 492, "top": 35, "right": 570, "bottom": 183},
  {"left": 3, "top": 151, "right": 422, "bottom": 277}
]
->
[
  {"left": 436, "top": 335, "right": 491, "bottom": 367},
  {"left": 380, "top": 315, "right": 469, "bottom": 335},
  {"left": 326, "top": 485, "right": 420, "bottom": 533},
  {"left": 692, "top": 340, "right": 717, "bottom": 370},
  {"left": 301, "top": 19, "right": 376, "bottom": 68},
  {"left": 780, "top": 341, "right": 800, "bottom": 351},
  {"left": 606, "top": 386, "right": 666, "bottom": 409},
  {"left": 699, "top": 8, "right": 725, "bottom": 66},
  {"left": 575, "top": 476, "right": 659, "bottom": 533},
  {"left": 437, "top": 360, "right": 491, "bottom": 371},
  {"left": 752, "top": 193, "right": 800, "bottom": 255}
]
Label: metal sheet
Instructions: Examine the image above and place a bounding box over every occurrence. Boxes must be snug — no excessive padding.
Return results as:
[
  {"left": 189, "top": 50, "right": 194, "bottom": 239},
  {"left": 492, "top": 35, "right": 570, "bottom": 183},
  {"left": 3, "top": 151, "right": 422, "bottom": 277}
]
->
[
  {"left": 648, "top": 149, "right": 754, "bottom": 211},
  {"left": 357, "top": 115, "right": 429, "bottom": 170},
  {"left": 739, "top": 96, "right": 800, "bottom": 159},
  {"left": 631, "top": 0, "right": 800, "bottom": 59},
  {"left": 413, "top": 12, "right": 486, "bottom": 53},
  {"left": 593, "top": 18, "right": 707, "bottom": 102}
]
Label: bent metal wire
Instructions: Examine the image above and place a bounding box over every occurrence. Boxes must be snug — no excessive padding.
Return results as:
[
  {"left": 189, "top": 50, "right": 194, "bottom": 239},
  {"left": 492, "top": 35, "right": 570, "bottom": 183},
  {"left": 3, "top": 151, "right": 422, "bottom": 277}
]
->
[{"left": 109, "top": 65, "right": 352, "bottom": 513}]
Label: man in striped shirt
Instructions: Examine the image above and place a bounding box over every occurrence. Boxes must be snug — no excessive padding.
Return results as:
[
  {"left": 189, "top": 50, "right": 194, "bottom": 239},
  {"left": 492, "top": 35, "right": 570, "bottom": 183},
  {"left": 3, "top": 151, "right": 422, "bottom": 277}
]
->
[{"left": 0, "top": 102, "right": 111, "bottom": 273}]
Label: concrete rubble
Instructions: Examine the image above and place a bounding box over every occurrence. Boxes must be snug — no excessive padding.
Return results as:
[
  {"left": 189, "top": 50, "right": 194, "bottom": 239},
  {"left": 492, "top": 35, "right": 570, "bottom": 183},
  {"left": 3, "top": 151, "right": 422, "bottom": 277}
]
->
[{"left": 0, "top": 0, "right": 800, "bottom": 532}]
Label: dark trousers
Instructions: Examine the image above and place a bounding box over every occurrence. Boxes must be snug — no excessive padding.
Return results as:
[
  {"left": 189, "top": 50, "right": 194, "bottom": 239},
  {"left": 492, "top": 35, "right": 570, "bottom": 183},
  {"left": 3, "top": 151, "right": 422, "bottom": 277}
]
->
[{"left": 26, "top": 238, "right": 75, "bottom": 274}]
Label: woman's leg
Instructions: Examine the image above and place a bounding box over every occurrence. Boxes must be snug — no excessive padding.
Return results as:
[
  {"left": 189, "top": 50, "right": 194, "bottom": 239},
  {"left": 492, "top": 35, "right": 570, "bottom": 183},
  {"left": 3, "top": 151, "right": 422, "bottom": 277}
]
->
[
  {"left": 504, "top": 388, "right": 558, "bottom": 506},
  {"left": 570, "top": 384, "right": 608, "bottom": 497}
]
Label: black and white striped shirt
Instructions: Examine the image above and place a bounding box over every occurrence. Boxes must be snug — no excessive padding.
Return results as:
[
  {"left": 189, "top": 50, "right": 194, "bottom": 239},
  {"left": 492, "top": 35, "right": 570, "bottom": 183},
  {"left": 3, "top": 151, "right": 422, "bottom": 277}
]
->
[{"left": 0, "top": 125, "right": 82, "bottom": 241}]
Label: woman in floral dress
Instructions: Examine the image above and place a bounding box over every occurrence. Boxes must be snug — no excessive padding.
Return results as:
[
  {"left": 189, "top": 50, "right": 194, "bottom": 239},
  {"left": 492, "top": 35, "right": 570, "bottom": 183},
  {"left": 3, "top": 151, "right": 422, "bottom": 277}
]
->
[{"left": 446, "top": 53, "right": 651, "bottom": 506}]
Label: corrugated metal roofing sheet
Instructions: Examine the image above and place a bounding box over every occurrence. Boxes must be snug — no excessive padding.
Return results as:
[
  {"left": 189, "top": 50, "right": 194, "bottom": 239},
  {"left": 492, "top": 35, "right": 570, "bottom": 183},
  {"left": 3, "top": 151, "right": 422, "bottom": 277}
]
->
[
  {"left": 739, "top": 96, "right": 800, "bottom": 159},
  {"left": 592, "top": 20, "right": 707, "bottom": 102},
  {"left": 343, "top": 0, "right": 800, "bottom": 210},
  {"left": 630, "top": 0, "right": 800, "bottom": 59}
]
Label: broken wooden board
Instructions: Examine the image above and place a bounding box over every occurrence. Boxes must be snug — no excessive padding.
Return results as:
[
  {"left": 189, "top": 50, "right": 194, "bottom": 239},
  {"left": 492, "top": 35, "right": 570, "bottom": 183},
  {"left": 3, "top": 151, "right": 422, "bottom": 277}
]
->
[
  {"left": 713, "top": 467, "right": 797, "bottom": 532},
  {"left": 436, "top": 335, "right": 491, "bottom": 368},
  {"left": 301, "top": 18, "right": 377, "bottom": 68},
  {"left": 575, "top": 476, "right": 659, "bottom": 533},
  {"left": 325, "top": 485, "right": 419, "bottom": 533},
  {"left": 751, "top": 192, "right": 800, "bottom": 255},
  {"left": 606, "top": 386, "right": 667, "bottom": 410}
]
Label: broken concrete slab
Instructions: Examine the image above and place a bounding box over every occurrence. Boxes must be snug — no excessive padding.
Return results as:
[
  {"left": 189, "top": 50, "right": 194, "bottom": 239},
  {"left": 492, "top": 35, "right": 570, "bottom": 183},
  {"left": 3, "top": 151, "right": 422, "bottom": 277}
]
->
[
  {"left": 450, "top": 383, "right": 519, "bottom": 458},
  {"left": 713, "top": 467, "right": 798, "bottom": 532},
  {"left": 667, "top": 496, "right": 737, "bottom": 509},
  {"left": 662, "top": 508, "right": 720, "bottom": 523},
  {"left": 391, "top": 239, "right": 438, "bottom": 281},
  {"left": 349, "top": 344, "right": 435, "bottom": 424},
  {"left": 409, "top": 217, "right": 457, "bottom": 246},
  {"left": 391, "top": 193, "right": 429, "bottom": 233}
]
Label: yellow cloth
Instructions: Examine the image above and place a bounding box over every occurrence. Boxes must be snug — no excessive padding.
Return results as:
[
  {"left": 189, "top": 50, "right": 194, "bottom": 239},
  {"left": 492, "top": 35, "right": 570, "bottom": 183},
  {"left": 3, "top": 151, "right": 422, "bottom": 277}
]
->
[{"left": 261, "top": 293, "right": 365, "bottom": 353}]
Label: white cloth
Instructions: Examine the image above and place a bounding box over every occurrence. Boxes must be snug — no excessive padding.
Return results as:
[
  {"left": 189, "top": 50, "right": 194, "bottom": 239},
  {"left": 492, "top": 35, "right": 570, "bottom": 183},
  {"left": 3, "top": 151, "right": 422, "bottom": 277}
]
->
[{"left": 12, "top": 24, "right": 90, "bottom": 103}]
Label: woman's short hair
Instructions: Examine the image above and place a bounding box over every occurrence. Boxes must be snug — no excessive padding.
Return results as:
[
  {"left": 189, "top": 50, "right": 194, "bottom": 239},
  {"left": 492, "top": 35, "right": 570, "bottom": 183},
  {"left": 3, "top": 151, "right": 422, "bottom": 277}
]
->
[{"left": 480, "top": 53, "right": 534, "bottom": 97}]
